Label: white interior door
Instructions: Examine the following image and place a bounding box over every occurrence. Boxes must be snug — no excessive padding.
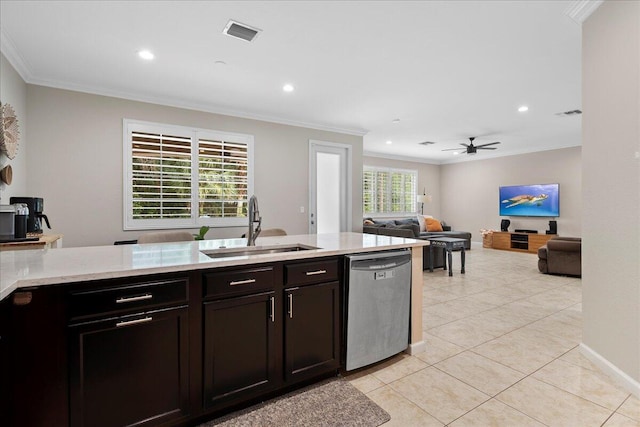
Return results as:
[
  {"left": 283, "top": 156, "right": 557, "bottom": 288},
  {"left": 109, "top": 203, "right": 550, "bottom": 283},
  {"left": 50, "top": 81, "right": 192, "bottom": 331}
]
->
[{"left": 309, "top": 140, "right": 352, "bottom": 234}]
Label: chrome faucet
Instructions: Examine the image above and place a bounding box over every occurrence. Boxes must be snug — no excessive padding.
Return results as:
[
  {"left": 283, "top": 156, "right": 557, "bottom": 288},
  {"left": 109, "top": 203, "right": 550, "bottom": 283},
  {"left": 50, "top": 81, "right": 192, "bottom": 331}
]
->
[{"left": 247, "top": 195, "right": 262, "bottom": 246}]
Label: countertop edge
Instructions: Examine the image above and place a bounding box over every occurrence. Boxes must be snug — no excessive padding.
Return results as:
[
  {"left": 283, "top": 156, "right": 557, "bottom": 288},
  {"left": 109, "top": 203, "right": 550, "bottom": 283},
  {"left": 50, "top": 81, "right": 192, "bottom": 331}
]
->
[{"left": 1, "top": 233, "right": 428, "bottom": 302}]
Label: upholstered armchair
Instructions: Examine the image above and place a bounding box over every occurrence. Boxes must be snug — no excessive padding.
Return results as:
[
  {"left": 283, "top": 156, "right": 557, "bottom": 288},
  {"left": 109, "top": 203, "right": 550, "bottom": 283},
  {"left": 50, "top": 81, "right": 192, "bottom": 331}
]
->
[{"left": 538, "top": 236, "right": 581, "bottom": 277}]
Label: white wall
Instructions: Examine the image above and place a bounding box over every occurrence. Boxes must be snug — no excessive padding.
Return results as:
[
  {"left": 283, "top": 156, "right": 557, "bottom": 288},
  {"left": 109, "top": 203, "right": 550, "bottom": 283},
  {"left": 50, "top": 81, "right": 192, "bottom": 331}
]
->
[
  {"left": 0, "top": 53, "right": 28, "bottom": 202},
  {"left": 582, "top": 0, "right": 640, "bottom": 389},
  {"left": 363, "top": 155, "right": 441, "bottom": 219},
  {"left": 26, "top": 85, "right": 363, "bottom": 247},
  {"left": 441, "top": 147, "right": 581, "bottom": 241}
]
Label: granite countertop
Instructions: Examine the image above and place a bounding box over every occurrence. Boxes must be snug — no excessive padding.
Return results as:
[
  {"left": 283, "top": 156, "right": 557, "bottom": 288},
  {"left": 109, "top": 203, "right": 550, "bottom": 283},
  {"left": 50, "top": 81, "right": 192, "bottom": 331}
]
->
[{"left": 0, "top": 232, "right": 427, "bottom": 301}]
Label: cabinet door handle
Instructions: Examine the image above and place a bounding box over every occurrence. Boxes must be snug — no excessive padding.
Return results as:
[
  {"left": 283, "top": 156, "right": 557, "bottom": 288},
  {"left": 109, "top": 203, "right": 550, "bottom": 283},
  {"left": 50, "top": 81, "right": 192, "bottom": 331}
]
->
[
  {"left": 116, "top": 316, "right": 153, "bottom": 328},
  {"left": 229, "top": 279, "right": 256, "bottom": 286},
  {"left": 305, "top": 270, "right": 326, "bottom": 276},
  {"left": 116, "top": 294, "right": 153, "bottom": 304},
  {"left": 288, "top": 293, "right": 293, "bottom": 319},
  {"left": 270, "top": 296, "right": 275, "bottom": 323}
]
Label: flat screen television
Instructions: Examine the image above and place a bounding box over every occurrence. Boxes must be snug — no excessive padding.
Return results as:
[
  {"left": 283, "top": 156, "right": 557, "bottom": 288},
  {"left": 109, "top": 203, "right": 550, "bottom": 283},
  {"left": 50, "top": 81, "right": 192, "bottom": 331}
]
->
[{"left": 499, "top": 183, "right": 559, "bottom": 217}]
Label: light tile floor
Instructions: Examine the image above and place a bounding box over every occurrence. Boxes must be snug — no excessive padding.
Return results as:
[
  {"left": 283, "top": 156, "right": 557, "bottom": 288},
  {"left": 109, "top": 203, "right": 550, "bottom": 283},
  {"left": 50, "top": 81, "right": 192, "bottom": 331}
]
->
[{"left": 345, "top": 247, "right": 640, "bottom": 426}]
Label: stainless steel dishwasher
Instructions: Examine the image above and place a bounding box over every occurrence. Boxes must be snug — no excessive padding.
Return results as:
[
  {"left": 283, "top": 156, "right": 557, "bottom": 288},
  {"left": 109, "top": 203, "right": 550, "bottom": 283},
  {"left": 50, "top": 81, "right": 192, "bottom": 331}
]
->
[{"left": 344, "top": 250, "right": 412, "bottom": 371}]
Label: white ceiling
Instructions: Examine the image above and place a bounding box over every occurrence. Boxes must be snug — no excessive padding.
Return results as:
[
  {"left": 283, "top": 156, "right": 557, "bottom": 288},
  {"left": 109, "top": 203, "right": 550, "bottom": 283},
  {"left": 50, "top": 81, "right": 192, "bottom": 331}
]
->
[{"left": 0, "top": 1, "right": 583, "bottom": 164}]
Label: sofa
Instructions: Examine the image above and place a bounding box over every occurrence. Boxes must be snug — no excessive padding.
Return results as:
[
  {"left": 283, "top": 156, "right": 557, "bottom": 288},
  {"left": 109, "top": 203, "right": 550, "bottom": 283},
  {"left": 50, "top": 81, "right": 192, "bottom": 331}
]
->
[
  {"left": 538, "top": 236, "right": 581, "bottom": 277},
  {"left": 363, "top": 217, "right": 472, "bottom": 270}
]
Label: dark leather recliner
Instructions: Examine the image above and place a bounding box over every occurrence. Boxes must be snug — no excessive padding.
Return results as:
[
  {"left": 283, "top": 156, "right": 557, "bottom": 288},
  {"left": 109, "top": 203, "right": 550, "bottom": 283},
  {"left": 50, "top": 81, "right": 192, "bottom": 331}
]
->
[{"left": 538, "top": 236, "right": 581, "bottom": 277}]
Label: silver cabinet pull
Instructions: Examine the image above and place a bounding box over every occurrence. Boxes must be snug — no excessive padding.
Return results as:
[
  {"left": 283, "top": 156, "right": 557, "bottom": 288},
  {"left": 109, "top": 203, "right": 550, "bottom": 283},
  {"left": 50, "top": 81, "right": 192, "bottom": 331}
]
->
[
  {"left": 116, "top": 316, "right": 153, "bottom": 328},
  {"left": 116, "top": 294, "right": 153, "bottom": 304},
  {"left": 288, "top": 293, "right": 293, "bottom": 319},
  {"left": 270, "top": 296, "right": 275, "bottom": 323},
  {"left": 229, "top": 279, "right": 256, "bottom": 286},
  {"left": 305, "top": 270, "right": 327, "bottom": 276}
]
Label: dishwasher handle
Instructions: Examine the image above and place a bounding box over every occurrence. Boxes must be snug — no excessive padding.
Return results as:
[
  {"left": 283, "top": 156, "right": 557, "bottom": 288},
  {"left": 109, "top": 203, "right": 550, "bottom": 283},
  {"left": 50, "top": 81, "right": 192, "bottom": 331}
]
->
[{"left": 349, "top": 255, "right": 411, "bottom": 271}]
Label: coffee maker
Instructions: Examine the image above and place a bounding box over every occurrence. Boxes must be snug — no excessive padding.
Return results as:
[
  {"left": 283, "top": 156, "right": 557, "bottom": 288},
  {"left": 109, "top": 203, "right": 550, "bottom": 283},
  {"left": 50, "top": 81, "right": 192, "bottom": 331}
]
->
[{"left": 9, "top": 197, "right": 51, "bottom": 234}]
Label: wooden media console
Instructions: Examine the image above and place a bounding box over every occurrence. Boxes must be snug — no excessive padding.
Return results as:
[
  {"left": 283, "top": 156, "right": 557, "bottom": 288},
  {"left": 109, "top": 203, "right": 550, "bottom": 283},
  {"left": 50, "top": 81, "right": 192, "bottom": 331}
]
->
[{"left": 491, "top": 231, "right": 556, "bottom": 253}]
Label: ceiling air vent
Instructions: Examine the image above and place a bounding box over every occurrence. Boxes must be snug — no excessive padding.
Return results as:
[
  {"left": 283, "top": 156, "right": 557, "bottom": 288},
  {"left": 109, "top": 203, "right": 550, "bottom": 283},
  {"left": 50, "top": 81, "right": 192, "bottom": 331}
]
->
[
  {"left": 555, "top": 109, "right": 582, "bottom": 116},
  {"left": 418, "top": 141, "right": 436, "bottom": 145},
  {"left": 223, "top": 20, "right": 261, "bottom": 42}
]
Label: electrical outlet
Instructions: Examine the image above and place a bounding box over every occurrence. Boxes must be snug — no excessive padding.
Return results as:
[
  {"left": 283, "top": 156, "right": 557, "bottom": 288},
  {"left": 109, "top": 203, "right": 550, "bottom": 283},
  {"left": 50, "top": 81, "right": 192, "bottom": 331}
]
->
[{"left": 299, "top": 206, "right": 305, "bottom": 213}]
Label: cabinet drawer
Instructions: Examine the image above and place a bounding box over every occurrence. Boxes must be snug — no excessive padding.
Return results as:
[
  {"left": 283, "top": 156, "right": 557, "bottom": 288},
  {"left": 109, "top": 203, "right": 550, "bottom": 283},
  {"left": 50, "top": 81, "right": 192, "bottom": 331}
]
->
[
  {"left": 69, "top": 278, "right": 188, "bottom": 320},
  {"left": 204, "top": 266, "right": 275, "bottom": 298},
  {"left": 285, "top": 259, "right": 339, "bottom": 286}
]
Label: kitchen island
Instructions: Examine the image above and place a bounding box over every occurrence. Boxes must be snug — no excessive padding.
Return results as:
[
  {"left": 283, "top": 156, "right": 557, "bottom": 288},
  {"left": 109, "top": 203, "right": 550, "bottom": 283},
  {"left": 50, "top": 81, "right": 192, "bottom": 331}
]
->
[{"left": 0, "top": 232, "right": 427, "bottom": 427}]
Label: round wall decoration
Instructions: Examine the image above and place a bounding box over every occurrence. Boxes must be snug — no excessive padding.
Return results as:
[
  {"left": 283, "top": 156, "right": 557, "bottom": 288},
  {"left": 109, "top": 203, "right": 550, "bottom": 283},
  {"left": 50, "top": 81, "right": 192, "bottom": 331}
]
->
[{"left": 0, "top": 102, "right": 20, "bottom": 159}]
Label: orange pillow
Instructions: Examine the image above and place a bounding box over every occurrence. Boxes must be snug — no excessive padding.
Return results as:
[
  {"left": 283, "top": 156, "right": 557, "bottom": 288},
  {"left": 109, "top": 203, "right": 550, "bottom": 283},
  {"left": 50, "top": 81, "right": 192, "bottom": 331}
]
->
[{"left": 426, "top": 218, "right": 443, "bottom": 232}]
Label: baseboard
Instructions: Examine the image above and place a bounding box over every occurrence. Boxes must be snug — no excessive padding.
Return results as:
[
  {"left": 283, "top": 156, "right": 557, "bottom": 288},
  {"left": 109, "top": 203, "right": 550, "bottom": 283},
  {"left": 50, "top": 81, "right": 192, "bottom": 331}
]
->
[
  {"left": 407, "top": 340, "right": 426, "bottom": 355},
  {"left": 471, "top": 241, "right": 483, "bottom": 249},
  {"left": 580, "top": 342, "right": 640, "bottom": 398}
]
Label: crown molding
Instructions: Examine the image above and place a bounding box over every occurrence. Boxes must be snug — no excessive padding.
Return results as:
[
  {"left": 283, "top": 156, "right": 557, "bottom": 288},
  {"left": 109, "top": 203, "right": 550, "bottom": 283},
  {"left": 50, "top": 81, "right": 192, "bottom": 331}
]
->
[
  {"left": 363, "top": 151, "right": 442, "bottom": 165},
  {"left": 564, "top": 0, "right": 604, "bottom": 24},
  {"left": 28, "top": 76, "right": 369, "bottom": 136},
  {"left": 1, "top": 25, "right": 367, "bottom": 137},
  {"left": 0, "top": 27, "right": 33, "bottom": 82},
  {"left": 364, "top": 144, "right": 582, "bottom": 166}
]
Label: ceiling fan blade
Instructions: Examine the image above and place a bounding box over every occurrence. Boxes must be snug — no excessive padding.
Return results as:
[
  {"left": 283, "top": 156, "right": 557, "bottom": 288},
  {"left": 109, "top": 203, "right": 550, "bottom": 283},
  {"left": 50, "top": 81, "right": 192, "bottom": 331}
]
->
[
  {"left": 475, "top": 141, "right": 501, "bottom": 148},
  {"left": 477, "top": 147, "right": 498, "bottom": 150}
]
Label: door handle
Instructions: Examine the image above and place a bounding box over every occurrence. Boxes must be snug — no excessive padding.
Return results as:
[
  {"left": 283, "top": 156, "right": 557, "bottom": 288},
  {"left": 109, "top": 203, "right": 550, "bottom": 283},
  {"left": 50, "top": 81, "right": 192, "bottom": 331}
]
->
[
  {"left": 116, "top": 294, "right": 153, "bottom": 304},
  {"left": 116, "top": 316, "right": 153, "bottom": 328},
  {"left": 269, "top": 296, "right": 275, "bottom": 323},
  {"left": 288, "top": 293, "right": 293, "bottom": 319},
  {"left": 305, "top": 270, "right": 326, "bottom": 276},
  {"left": 229, "top": 279, "right": 256, "bottom": 286}
]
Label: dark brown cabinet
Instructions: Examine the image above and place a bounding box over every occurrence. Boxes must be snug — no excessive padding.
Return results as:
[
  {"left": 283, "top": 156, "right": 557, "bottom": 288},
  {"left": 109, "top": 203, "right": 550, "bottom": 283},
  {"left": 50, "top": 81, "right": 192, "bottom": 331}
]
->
[
  {"left": 283, "top": 258, "right": 341, "bottom": 382},
  {"left": 201, "top": 259, "right": 341, "bottom": 412},
  {"left": 4, "top": 256, "right": 344, "bottom": 427},
  {"left": 284, "top": 281, "right": 340, "bottom": 382},
  {"left": 203, "top": 291, "right": 278, "bottom": 409},
  {"left": 202, "top": 265, "right": 280, "bottom": 411},
  {"left": 68, "top": 277, "right": 190, "bottom": 427},
  {"left": 69, "top": 307, "right": 190, "bottom": 427}
]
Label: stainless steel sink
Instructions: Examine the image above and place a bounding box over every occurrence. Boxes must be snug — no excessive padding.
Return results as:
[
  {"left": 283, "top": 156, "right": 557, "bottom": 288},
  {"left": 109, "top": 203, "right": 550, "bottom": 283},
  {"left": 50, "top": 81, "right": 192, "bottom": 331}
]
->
[{"left": 202, "top": 244, "right": 318, "bottom": 259}]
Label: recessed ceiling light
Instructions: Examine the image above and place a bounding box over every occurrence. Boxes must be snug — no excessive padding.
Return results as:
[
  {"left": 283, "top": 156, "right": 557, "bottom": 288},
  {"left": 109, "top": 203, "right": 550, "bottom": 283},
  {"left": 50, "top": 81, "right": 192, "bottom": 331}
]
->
[
  {"left": 518, "top": 105, "right": 529, "bottom": 112},
  {"left": 283, "top": 84, "right": 294, "bottom": 92},
  {"left": 386, "top": 140, "right": 393, "bottom": 145},
  {"left": 138, "top": 50, "right": 155, "bottom": 60},
  {"left": 453, "top": 152, "right": 459, "bottom": 155},
  {"left": 214, "top": 60, "right": 226, "bottom": 66},
  {"left": 392, "top": 119, "right": 400, "bottom": 124}
]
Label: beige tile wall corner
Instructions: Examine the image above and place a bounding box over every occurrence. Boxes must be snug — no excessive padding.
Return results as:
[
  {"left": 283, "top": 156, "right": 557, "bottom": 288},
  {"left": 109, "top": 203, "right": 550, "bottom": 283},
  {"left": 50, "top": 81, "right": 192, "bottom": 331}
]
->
[
  {"left": 582, "top": 0, "right": 640, "bottom": 390},
  {"left": 25, "top": 85, "right": 363, "bottom": 247}
]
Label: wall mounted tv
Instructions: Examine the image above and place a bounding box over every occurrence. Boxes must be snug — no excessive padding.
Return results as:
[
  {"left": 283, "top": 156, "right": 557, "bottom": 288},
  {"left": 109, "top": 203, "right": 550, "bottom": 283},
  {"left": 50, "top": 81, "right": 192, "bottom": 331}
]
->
[{"left": 499, "top": 183, "right": 559, "bottom": 217}]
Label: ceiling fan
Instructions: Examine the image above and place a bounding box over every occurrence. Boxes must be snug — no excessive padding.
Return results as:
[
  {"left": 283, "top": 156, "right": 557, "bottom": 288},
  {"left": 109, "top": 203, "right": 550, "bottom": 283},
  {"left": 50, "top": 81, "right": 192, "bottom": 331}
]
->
[{"left": 442, "top": 137, "right": 501, "bottom": 155}]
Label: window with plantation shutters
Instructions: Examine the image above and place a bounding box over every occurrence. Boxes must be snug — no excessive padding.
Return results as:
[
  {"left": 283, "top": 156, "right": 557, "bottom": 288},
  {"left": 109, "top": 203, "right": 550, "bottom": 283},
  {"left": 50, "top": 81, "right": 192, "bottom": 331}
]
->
[
  {"left": 131, "top": 131, "right": 192, "bottom": 220},
  {"left": 124, "top": 120, "right": 254, "bottom": 230},
  {"left": 363, "top": 166, "right": 417, "bottom": 215},
  {"left": 198, "top": 138, "right": 248, "bottom": 219}
]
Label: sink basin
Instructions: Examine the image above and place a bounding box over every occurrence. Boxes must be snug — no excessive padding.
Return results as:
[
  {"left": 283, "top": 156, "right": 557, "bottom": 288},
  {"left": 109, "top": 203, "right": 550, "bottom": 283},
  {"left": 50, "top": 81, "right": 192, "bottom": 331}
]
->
[{"left": 202, "top": 244, "right": 318, "bottom": 259}]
